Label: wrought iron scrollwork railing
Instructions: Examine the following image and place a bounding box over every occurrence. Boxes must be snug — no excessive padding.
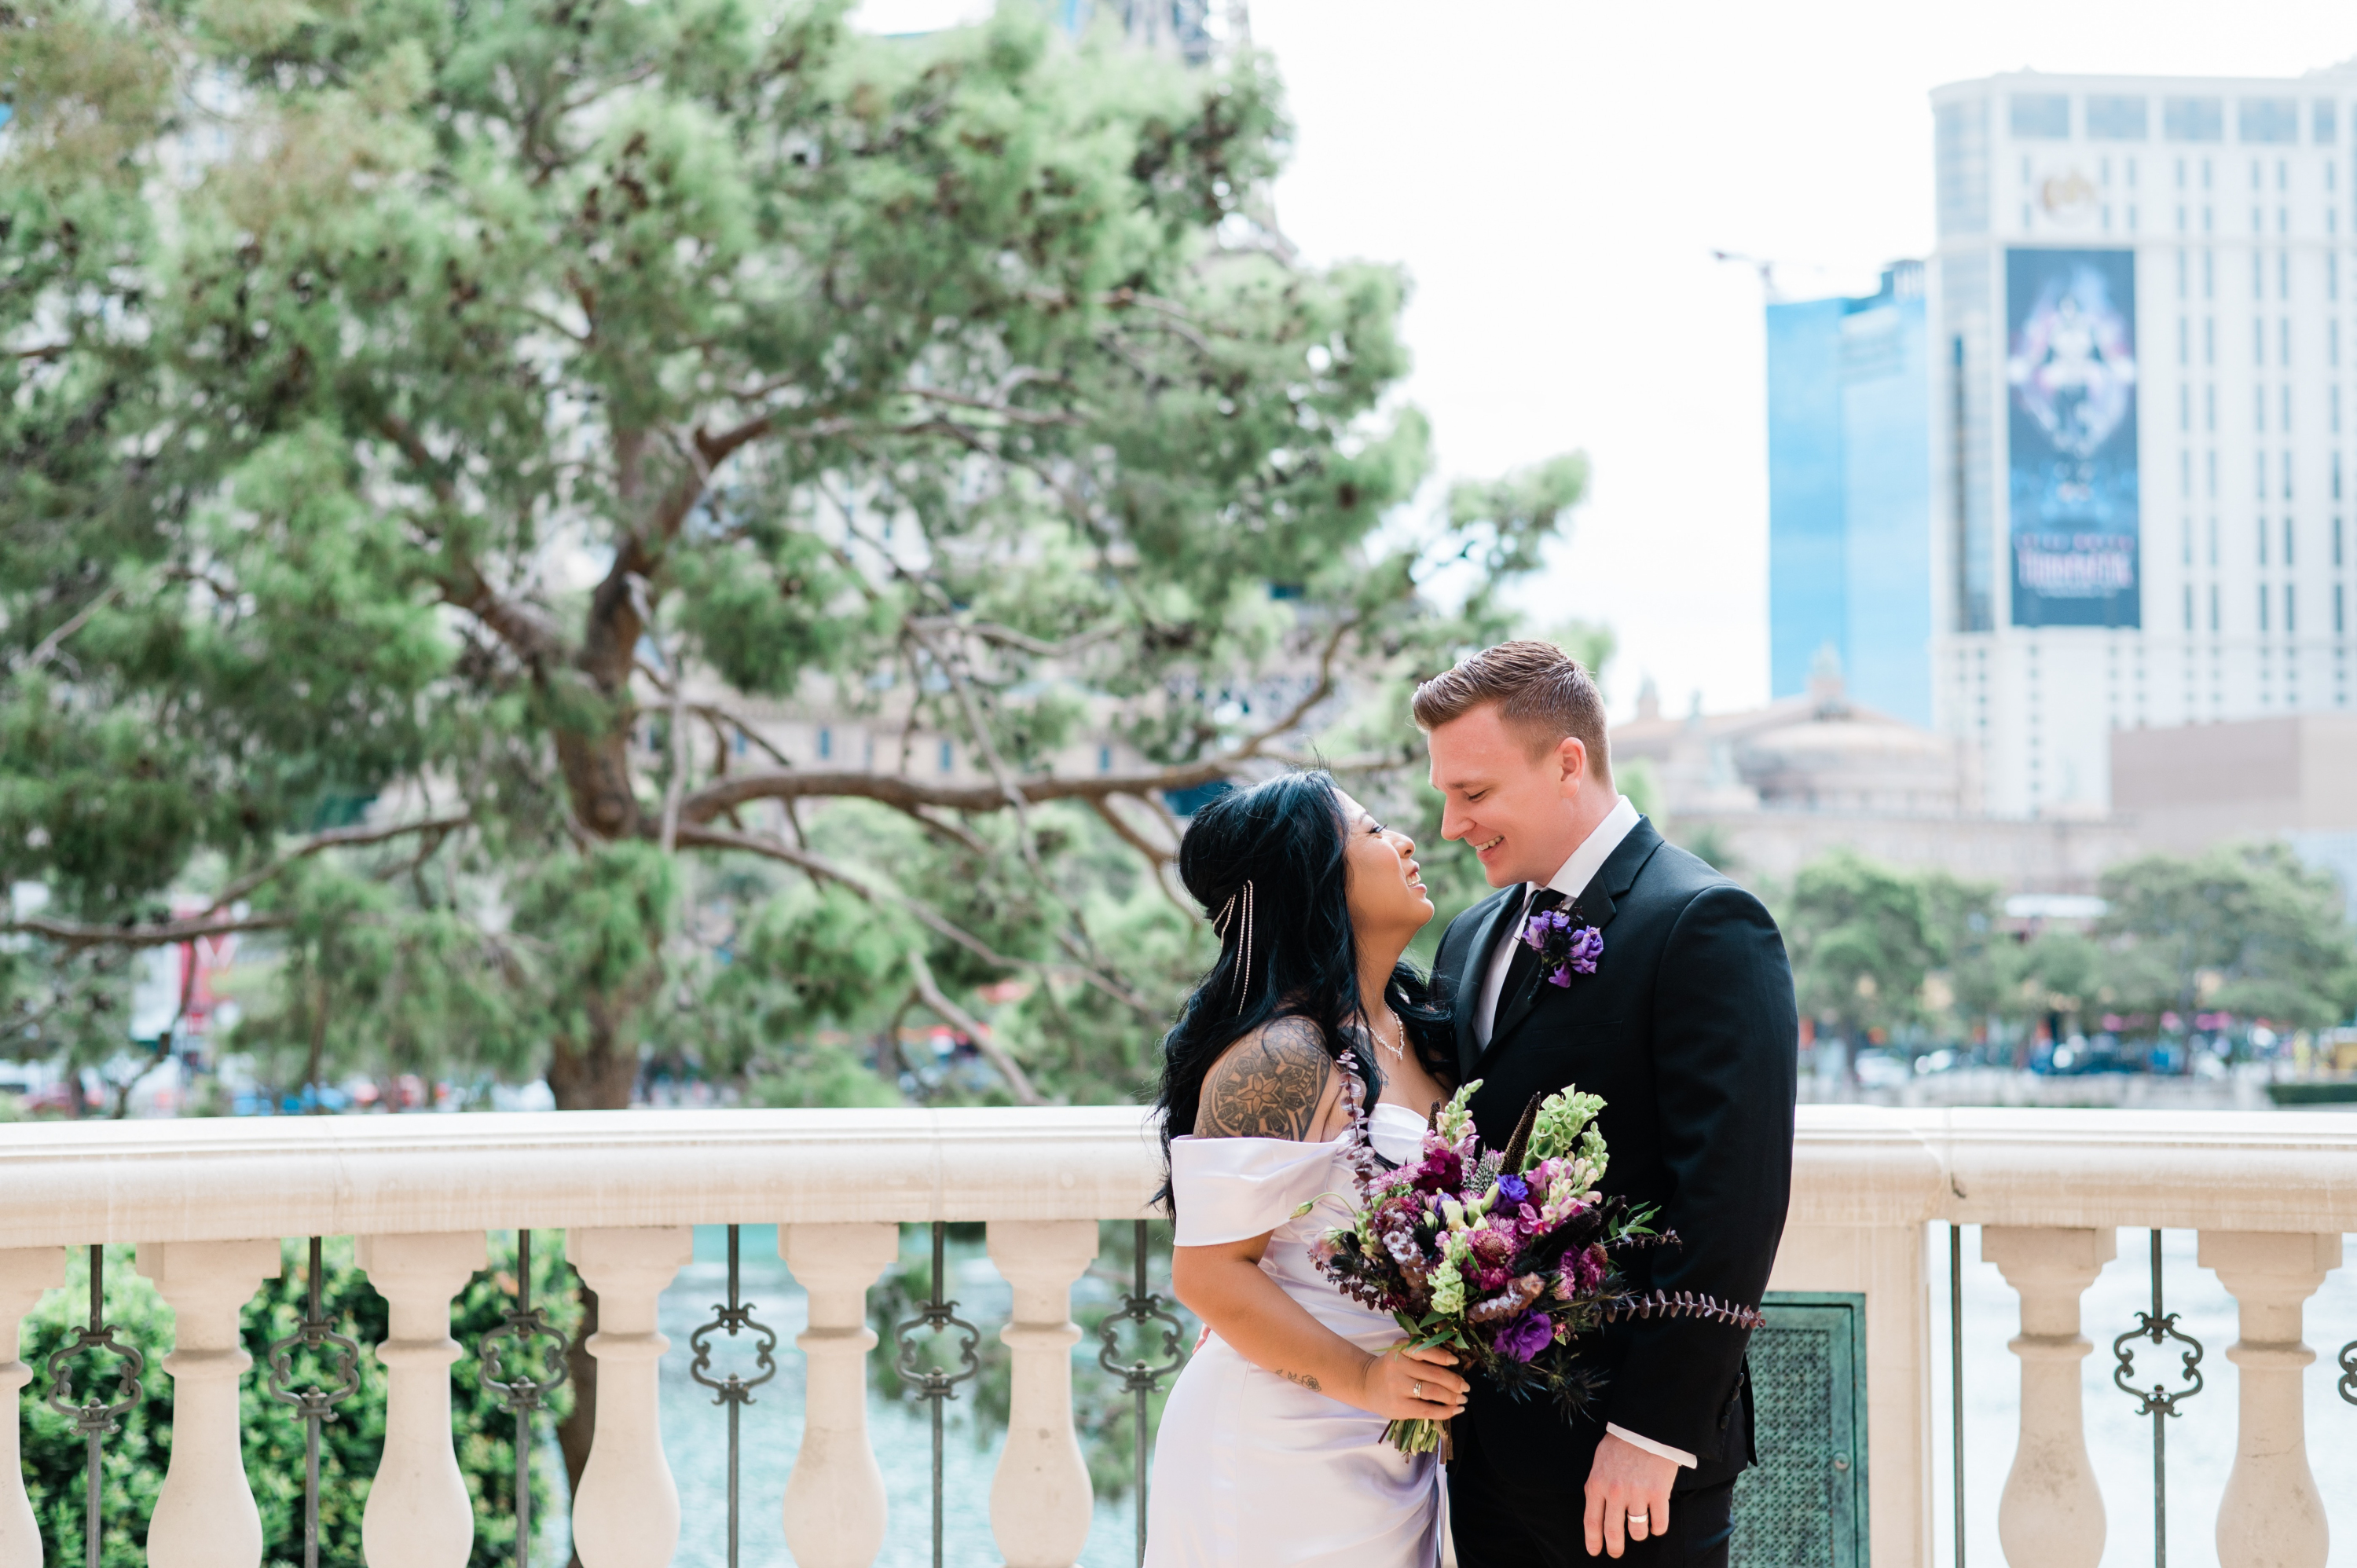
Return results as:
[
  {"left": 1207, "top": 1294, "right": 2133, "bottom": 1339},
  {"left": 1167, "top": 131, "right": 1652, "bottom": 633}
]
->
[
  {"left": 264, "top": 1236, "right": 364, "bottom": 1568},
  {"left": 2111, "top": 1229, "right": 2205, "bottom": 1568},
  {"left": 1096, "top": 1219, "right": 1188, "bottom": 1568},
  {"left": 476, "top": 1229, "right": 573, "bottom": 1568},
  {"left": 2338, "top": 1332, "right": 2356, "bottom": 1409},
  {"left": 893, "top": 1221, "right": 983, "bottom": 1568},
  {"left": 44, "top": 1245, "right": 145, "bottom": 1568},
  {"left": 687, "top": 1224, "right": 780, "bottom": 1568}
]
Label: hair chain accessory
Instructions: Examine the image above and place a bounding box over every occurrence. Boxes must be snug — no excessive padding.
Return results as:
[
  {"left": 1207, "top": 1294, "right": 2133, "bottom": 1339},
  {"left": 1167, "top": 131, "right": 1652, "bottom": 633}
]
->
[{"left": 1211, "top": 879, "right": 1256, "bottom": 1015}]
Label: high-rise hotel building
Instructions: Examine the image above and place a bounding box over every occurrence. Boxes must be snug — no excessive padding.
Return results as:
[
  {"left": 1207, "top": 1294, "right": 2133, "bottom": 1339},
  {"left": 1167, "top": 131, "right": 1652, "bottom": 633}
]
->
[{"left": 1930, "top": 68, "right": 2355, "bottom": 817}]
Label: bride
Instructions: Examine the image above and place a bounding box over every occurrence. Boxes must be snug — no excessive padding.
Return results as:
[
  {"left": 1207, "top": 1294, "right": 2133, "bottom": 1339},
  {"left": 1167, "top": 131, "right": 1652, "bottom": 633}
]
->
[{"left": 1145, "top": 771, "right": 1467, "bottom": 1568}]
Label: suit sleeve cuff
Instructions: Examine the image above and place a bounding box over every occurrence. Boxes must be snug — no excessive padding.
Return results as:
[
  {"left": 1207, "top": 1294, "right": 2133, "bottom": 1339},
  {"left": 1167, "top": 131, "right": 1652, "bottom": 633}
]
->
[{"left": 1606, "top": 1423, "right": 1698, "bottom": 1470}]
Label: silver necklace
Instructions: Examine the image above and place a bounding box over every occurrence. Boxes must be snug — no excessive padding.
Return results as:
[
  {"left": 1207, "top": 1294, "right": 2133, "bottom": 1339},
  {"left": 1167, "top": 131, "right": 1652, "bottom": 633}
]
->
[{"left": 1369, "top": 1008, "right": 1407, "bottom": 1064}]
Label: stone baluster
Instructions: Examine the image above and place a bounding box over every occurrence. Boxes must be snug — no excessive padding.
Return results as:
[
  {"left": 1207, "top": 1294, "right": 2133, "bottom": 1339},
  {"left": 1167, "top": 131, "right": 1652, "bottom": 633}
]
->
[
  {"left": 988, "top": 1220, "right": 1098, "bottom": 1568},
  {"left": 1982, "top": 1225, "right": 2113, "bottom": 1568},
  {"left": 779, "top": 1223, "right": 900, "bottom": 1568},
  {"left": 570, "top": 1227, "right": 695, "bottom": 1568},
  {"left": 136, "top": 1240, "right": 282, "bottom": 1568},
  {"left": 0, "top": 1247, "right": 68, "bottom": 1568},
  {"left": 357, "top": 1232, "right": 488, "bottom": 1568},
  {"left": 2201, "top": 1230, "right": 2343, "bottom": 1568}
]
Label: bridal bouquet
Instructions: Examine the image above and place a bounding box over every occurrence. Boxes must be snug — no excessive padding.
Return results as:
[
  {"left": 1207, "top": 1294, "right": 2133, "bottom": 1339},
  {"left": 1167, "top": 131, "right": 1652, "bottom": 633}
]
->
[{"left": 1307, "top": 1063, "right": 1764, "bottom": 1456}]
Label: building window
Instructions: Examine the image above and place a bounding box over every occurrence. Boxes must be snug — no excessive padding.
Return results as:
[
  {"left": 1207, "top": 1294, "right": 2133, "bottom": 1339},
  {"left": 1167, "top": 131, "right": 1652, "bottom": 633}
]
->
[
  {"left": 2287, "top": 584, "right": 2297, "bottom": 633},
  {"left": 2284, "top": 442, "right": 2294, "bottom": 496},
  {"left": 2260, "top": 516, "right": 2271, "bottom": 566},
  {"left": 938, "top": 739, "right": 954, "bottom": 774},
  {"left": 2260, "top": 584, "right": 2271, "bottom": 632},
  {"left": 732, "top": 729, "right": 748, "bottom": 757},
  {"left": 2285, "top": 517, "right": 2296, "bottom": 565},
  {"left": 2255, "top": 387, "right": 2266, "bottom": 435},
  {"left": 817, "top": 727, "right": 832, "bottom": 760},
  {"left": 2281, "top": 317, "right": 2293, "bottom": 365},
  {"left": 2166, "top": 97, "right": 2225, "bottom": 143},
  {"left": 2204, "top": 315, "right": 2215, "bottom": 362},
  {"left": 2183, "top": 584, "right": 2194, "bottom": 630},
  {"left": 2238, "top": 97, "right": 2300, "bottom": 144},
  {"left": 1098, "top": 744, "right": 1113, "bottom": 774},
  {"left": 2336, "top": 515, "right": 2346, "bottom": 565},
  {"left": 2333, "top": 320, "right": 2343, "bottom": 367},
  {"left": 2011, "top": 93, "right": 2071, "bottom": 138},
  {"left": 2317, "top": 99, "right": 2341, "bottom": 145},
  {"left": 2338, "top": 583, "right": 2348, "bottom": 633},
  {"left": 2179, "top": 385, "right": 2192, "bottom": 431},
  {"left": 2089, "top": 95, "right": 2149, "bottom": 140},
  {"left": 2253, "top": 318, "right": 2265, "bottom": 363},
  {"left": 2210, "top": 584, "right": 2221, "bottom": 631}
]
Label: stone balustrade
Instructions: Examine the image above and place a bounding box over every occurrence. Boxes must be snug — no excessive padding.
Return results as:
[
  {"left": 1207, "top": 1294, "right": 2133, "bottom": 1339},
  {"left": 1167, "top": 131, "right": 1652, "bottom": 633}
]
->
[{"left": 2, "top": 1105, "right": 2354, "bottom": 1567}]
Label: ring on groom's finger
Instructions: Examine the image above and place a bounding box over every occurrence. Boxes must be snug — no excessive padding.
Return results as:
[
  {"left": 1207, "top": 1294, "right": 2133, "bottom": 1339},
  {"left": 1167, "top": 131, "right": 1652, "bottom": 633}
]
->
[{"left": 1628, "top": 1512, "right": 1649, "bottom": 1530}]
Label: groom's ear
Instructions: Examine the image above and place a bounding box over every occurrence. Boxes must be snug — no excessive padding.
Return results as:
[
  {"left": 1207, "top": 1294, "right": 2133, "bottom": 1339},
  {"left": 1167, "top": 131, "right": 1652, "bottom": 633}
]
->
[{"left": 1554, "top": 735, "right": 1590, "bottom": 794}]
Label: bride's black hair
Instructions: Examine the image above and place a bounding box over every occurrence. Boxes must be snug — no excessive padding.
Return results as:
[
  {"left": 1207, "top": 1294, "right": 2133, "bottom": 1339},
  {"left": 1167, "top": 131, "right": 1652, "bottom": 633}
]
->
[{"left": 1152, "top": 769, "right": 1453, "bottom": 1212}]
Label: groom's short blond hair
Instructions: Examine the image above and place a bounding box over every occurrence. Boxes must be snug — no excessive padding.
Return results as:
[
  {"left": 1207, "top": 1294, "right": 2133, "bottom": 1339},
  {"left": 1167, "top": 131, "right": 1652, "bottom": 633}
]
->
[{"left": 1411, "top": 640, "right": 1612, "bottom": 779}]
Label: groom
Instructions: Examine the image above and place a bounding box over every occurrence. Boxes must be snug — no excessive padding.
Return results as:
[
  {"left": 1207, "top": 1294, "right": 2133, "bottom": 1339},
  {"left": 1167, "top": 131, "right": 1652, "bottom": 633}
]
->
[{"left": 1416, "top": 642, "right": 1796, "bottom": 1567}]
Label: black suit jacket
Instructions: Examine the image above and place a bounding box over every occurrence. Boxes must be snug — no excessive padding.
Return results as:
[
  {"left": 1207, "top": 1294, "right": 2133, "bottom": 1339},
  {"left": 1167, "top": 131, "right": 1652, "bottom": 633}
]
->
[{"left": 1432, "top": 818, "right": 1798, "bottom": 1491}]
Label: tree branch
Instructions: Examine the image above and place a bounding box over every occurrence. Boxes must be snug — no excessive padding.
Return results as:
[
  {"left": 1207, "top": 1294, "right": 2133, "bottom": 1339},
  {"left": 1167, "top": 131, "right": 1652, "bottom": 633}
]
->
[
  {"left": 671, "top": 823, "right": 1153, "bottom": 1013},
  {"left": 904, "top": 947, "right": 1044, "bottom": 1105},
  {"left": 6, "top": 911, "right": 291, "bottom": 950},
  {"left": 678, "top": 758, "right": 1234, "bottom": 823},
  {"left": 208, "top": 812, "right": 474, "bottom": 911},
  {"left": 19, "top": 586, "right": 122, "bottom": 672}
]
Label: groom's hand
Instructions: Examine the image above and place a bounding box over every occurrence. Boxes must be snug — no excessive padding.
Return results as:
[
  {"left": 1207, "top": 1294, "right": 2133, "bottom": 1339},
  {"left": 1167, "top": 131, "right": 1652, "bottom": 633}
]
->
[{"left": 1583, "top": 1433, "right": 1676, "bottom": 1558}]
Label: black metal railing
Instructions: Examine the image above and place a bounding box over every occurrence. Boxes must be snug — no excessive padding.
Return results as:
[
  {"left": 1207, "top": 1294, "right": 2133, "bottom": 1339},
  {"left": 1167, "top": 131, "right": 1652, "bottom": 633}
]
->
[
  {"left": 262, "top": 1236, "right": 364, "bottom": 1568},
  {"left": 891, "top": 1222, "right": 983, "bottom": 1568},
  {"left": 43, "top": 1246, "right": 144, "bottom": 1568},
  {"left": 1095, "top": 1220, "right": 1187, "bottom": 1568},
  {"left": 2110, "top": 1229, "right": 2205, "bottom": 1568},
  {"left": 23, "top": 1219, "right": 1208, "bottom": 1566},
  {"left": 687, "top": 1224, "right": 779, "bottom": 1568},
  {"left": 475, "top": 1229, "right": 573, "bottom": 1568}
]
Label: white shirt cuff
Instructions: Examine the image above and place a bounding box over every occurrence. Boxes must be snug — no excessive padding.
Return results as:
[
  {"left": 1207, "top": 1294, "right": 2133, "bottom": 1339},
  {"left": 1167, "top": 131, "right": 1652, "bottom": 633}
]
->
[{"left": 1606, "top": 1423, "right": 1698, "bottom": 1469}]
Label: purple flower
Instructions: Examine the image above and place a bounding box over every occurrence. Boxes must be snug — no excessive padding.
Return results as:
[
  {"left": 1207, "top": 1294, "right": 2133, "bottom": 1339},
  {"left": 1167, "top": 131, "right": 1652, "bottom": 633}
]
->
[
  {"left": 1494, "top": 1311, "right": 1554, "bottom": 1363},
  {"left": 1497, "top": 1172, "right": 1529, "bottom": 1205},
  {"left": 1520, "top": 907, "right": 1604, "bottom": 987}
]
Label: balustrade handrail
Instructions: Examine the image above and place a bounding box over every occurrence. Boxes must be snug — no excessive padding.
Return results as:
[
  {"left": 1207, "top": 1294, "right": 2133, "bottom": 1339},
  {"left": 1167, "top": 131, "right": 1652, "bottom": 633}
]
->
[{"left": 5, "top": 1105, "right": 2357, "bottom": 1250}]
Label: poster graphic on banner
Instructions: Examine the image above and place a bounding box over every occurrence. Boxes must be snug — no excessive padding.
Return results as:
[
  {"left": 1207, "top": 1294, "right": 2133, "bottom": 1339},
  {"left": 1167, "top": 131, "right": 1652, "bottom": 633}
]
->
[{"left": 2005, "top": 247, "right": 2140, "bottom": 627}]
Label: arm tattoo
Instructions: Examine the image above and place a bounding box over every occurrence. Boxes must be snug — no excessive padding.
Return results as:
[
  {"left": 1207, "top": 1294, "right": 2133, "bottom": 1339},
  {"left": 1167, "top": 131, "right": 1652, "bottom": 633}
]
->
[
  {"left": 1278, "top": 1368, "right": 1321, "bottom": 1391},
  {"left": 1197, "top": 1017, "right": 1332, "bottom": 1140}
]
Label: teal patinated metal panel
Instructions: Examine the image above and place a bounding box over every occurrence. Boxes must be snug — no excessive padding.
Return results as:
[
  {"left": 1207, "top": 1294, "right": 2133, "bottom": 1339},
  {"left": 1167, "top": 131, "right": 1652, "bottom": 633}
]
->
[{"left": 1729, "top": 1291, "right": 1868, "bottom": 1568}]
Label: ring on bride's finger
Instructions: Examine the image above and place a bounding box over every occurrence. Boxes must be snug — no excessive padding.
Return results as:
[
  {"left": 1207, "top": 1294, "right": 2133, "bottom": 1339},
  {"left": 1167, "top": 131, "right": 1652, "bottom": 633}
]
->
[{"left": 1413, "top": 1381, "right": 1422, "bottom": 1398}]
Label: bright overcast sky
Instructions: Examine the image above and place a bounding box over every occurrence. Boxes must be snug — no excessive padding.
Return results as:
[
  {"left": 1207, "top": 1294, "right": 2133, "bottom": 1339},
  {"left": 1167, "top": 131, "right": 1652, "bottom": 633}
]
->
[{"left": 856, "top": 0, "right": 2357, "bottom": 716}]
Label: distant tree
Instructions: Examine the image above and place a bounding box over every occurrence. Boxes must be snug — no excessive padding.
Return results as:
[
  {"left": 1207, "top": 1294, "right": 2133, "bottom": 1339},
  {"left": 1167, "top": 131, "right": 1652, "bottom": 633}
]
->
[
  {"left": 2096, "top": 842, "right": 2357, "bottom": 1033},
  {"left": 1917, "top": 870, "right": 2004, "bottom": 1047},
  {"left": 1782, "top": 848, "right": 1944, "bottom": 1075}
]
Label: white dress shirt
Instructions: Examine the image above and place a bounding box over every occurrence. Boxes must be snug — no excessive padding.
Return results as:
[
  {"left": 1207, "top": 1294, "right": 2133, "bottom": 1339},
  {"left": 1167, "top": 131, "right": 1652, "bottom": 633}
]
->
[{"left": 1468, "top": 793, "right": 1697, "bottom": 1471}]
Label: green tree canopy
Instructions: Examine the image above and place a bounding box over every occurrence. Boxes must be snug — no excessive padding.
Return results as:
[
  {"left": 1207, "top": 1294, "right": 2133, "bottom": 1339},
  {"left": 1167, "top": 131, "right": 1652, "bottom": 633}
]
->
[
  {"left": 2096, "top": 842, "right": 2357, "bottom": 1030},
  {"left": 1782, "top": 848, "right": 1945, "bottom": 1057},
  {"left": 1, "top": 0, "right": 1582, "bottom": 1111}
]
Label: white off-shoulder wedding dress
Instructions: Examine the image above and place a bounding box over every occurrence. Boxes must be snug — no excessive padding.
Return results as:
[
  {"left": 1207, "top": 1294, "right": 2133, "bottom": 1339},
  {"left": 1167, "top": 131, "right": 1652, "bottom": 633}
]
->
[{"left": 1144, "top": 1101, "right": 1443, "bottom": 1568}]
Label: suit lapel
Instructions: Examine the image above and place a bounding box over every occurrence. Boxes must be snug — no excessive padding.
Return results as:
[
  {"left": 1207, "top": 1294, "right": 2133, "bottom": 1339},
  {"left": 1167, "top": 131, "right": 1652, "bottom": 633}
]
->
[
  {"left": 1479, "top": 819, "right": 1666, "bottom": 1063},
  {"left": 1452, "top": 888, "right": 1521, "bottom": 1082}
]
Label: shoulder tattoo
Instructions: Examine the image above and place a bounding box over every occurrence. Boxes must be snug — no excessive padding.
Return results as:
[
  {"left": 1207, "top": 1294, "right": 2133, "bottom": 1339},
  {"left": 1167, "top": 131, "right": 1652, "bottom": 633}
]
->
[{"left": 1198, "top": 1017, "right": 1333, "bottom": 1140}]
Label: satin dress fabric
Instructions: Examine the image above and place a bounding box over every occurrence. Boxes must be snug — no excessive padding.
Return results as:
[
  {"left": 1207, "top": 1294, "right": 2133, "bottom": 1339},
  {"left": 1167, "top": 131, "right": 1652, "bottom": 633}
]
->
[{"left": 1144, "top": 1102, "right": 1443, "bottom": 1568}]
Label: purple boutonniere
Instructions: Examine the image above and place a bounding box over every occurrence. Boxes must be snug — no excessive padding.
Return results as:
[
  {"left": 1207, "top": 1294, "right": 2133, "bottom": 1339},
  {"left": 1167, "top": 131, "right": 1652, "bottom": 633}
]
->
[{"left": 1521, "top": 906, "right": 1603, "bottom": 987}]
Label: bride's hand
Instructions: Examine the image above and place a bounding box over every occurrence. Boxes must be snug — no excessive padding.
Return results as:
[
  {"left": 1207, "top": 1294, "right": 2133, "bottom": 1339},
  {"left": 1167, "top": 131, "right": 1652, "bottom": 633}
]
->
[{"left": 1355, "top": 1341, "right": 1469, "bottom": 1423}]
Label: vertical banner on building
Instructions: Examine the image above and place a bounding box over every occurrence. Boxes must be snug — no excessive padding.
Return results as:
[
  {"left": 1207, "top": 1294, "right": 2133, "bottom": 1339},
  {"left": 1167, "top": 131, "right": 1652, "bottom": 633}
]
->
[{"left": 2005, "top": 247, "right": 2140, "bottom": 627}]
